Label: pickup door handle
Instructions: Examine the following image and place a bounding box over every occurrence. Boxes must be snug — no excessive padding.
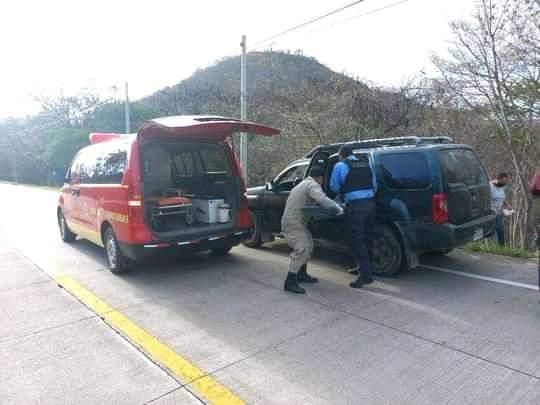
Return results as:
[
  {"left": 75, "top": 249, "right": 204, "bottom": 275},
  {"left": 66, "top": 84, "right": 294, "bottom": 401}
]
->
[{"left": 71, "top": 188, "right": 80, "bottom": 196}]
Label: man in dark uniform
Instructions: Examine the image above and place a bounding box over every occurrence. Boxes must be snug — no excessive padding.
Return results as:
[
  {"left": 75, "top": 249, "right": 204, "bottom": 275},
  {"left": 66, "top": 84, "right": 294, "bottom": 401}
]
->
[{"left": 330, "top": 145, "right": 377, "bottom": 288}]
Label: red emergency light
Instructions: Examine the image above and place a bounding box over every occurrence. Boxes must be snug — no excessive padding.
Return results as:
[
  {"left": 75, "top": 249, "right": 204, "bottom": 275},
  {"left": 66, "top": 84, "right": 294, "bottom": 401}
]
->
[{"left": 89, "top": 132, "right": 122, "bottom": 144}]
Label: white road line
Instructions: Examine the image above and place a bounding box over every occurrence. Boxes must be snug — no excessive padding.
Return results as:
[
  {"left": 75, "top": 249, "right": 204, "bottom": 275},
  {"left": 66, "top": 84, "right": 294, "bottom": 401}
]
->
[{"left": 421, "top": 264, "right": 539, "bottom": 291}]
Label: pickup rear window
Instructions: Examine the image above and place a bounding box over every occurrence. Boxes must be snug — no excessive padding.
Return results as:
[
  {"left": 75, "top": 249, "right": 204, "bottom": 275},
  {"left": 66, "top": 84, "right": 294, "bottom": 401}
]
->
[{"left": 439, "top": 149, "right": 487, "bottom": 186}]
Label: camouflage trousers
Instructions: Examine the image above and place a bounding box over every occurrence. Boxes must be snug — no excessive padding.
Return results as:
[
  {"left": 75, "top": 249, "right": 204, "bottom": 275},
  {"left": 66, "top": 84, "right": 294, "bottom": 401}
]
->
[{"left": 282, "top": 211, "right": 314, "bottom": 274}]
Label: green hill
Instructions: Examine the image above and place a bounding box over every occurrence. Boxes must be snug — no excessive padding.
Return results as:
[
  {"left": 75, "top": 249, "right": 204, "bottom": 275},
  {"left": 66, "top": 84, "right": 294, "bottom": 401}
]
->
[{"left": 142, "top": 51, "right": 406, "bottom": 184}]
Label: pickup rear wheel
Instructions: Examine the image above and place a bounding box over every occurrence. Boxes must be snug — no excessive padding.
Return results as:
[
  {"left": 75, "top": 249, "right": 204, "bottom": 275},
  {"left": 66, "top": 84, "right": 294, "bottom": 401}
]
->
[
  {"left": 58, "top": 210, "right": 76, "bottom": 243},
  {"left": 243, "top": 210, "right": 262, "bottom": 248},
  {"left": 370, "top": 225, "right": 403, "bottom": 277},
  {"left": 103, "top": 227, "right": 129, "bottom": 274}
]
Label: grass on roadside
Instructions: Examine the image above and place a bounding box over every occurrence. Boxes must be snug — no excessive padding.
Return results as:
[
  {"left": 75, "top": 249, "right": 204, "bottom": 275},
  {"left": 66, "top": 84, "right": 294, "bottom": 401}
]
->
[{"left": 464, "top": 240, "right": 535, "bottom": 259}]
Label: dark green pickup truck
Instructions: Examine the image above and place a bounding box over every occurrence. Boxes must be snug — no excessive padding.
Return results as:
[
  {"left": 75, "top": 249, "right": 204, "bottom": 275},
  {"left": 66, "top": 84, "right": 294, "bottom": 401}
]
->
[{"left": 245, "top": 136, "right": 496, "bottom": 276}]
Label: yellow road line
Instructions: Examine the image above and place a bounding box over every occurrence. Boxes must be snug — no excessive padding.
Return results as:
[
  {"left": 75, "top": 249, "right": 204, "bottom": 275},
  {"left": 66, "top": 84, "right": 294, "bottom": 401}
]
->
[{"left": 56, "top": 275, "right": 244, "bottom": 405}]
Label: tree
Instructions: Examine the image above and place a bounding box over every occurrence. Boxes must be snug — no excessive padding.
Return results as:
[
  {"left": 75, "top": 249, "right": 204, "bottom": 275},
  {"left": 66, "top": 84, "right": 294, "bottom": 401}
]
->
[
  {"left": 41, "top": 128, "right": 90, "bottom": 171},
  {"left": 88, "top": 102, "right": 160, "bottom": 133},
  {"left": 0, "top": 91, "right": 158, "bottom": 185},
  {"left": 432, "top": 0, "right": 540, "bottom": 248},
  {"left": 34, "top": 91, "right": 103, "bottom": 128}
]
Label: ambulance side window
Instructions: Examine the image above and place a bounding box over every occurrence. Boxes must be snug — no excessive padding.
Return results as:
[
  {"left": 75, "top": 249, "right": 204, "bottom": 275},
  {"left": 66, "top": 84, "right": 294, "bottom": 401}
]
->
[
  {"left": 83, "top": 144, "right": 127, "bottom": 184},
  {"left": 97, "top": 147, "right": 127, "bottom": 184},
  {"left": 199, "top": 145, "right": 230, "bottom": 174},
  {"left": 79, "top": 148, "right": 98, "bottom": 184},
  {"left": 67, "top": 154, "right": 82, "bottom": 183},
  {"left": 173, "top": 152, "right": 196, "bottom": 176}
]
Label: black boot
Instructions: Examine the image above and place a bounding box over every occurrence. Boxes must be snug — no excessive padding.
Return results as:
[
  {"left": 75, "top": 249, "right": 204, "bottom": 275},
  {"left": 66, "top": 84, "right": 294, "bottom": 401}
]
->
[
  {"left": 349, "top": 276, "right": 364, "bottom": 289},
  {"left": 347, "top": 267, "right": 360, "bottom": 275},
  {"left": 297, "top": 264, "right": 318, "bottom": 283},
  {"left": 362, "top": 274, "right": 374, "bottom": 285},
  {"left": 284, "top": 272, "right": 306, "bottom": 294},
  {"left": 347, "top": 260, "right": 361, "bottom": 275}
]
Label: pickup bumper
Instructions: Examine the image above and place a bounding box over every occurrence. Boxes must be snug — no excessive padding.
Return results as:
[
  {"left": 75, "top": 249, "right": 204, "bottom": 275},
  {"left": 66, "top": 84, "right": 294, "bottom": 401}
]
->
[{"left": 396, "top": 214, "right": 497, "bottom": 254}]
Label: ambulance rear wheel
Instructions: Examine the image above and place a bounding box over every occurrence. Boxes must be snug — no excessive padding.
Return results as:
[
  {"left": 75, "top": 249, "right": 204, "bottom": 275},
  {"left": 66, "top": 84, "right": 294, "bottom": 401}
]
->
[
  {"left": 211, "top": 244, "right": 234, "bottom": 256},
  {"left": 103, "top": 227, "right": 129, "bottom": 274},
  {"left": 58, "top": 210, "right": 76, "bottom": 243}
]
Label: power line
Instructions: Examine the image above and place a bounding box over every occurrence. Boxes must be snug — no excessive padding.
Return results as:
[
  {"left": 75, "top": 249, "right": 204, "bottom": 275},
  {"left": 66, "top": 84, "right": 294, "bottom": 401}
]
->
[
  {"left": 4, "top": 98, "right": 113, "bottom": 139},
  {"left": 251, "top": 0, "right": 370, "bottom": 50},
  {"left": 308, "top": 0, "right": 410, "bottom": 34},
  {"left": 0, "top": 98, "right": 114, "bottom": 163}
]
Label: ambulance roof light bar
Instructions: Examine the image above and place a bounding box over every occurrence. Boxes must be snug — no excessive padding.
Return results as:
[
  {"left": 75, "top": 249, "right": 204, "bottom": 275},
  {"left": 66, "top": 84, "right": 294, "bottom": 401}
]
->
[{"left": 89, "top": 132, "right": 136, "bottom": 144}]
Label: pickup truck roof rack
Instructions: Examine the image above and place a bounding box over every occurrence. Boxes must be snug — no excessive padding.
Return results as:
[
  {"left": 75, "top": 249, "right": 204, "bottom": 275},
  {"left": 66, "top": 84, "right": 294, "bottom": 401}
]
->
[{"left": 303, "top": 136, "right": 454, "bottom": 158}]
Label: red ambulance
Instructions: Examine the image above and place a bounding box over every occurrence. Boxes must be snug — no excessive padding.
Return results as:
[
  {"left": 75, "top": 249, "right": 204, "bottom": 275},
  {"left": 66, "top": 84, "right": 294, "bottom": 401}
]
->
[{"left": 57, "top": 116, "right": 279, "bottom": 273}]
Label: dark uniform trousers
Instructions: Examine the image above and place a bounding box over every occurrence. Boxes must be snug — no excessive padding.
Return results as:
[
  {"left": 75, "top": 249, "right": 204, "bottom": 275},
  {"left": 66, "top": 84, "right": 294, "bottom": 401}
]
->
[{"left": 346, "top": 198, "right": 376, "bottom": 278}]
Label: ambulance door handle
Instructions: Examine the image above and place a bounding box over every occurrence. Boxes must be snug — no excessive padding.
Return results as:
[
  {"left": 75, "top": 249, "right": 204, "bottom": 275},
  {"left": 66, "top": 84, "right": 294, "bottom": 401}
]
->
[{"left": 71, "top": 188, "right": 80, "bottom": 197}]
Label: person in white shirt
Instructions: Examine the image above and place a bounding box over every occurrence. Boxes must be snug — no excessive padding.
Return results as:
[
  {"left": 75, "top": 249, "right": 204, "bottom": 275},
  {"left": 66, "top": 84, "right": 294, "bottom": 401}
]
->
[{"left": 490, "top": 172, "right": 510, "bottom": 245}]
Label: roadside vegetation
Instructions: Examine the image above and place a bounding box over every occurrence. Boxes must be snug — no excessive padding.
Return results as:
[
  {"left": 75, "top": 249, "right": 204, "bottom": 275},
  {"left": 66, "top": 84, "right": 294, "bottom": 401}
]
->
[{"left": 465, "top": 241, "right": 536, "bottom": 259}]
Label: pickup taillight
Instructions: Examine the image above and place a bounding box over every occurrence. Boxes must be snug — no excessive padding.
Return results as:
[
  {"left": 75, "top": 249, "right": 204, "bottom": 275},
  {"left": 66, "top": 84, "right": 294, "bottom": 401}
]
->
[{"left": 432, "top": 193, "right": 449, "bottom": 224}]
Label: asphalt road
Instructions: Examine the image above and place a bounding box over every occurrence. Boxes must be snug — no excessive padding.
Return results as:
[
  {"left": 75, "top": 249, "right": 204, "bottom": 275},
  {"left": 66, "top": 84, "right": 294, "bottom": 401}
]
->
[{"left": 1, "top": 183, "right": 539, "bottom": 404}]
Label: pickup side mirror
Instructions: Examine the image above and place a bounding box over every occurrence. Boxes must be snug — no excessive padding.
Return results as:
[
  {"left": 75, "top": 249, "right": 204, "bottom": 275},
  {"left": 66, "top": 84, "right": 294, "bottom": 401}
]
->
[{"left": 265, "top": 181, "right": 274, "bottom": 191}]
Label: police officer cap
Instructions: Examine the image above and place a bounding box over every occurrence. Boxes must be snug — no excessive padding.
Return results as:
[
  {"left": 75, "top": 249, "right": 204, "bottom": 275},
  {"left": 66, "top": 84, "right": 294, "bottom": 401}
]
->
[
  {"left": 309, "top": 166, "right": 325, "bottom": 178},
  {"left": 338, "top": 145, "right": 353, "bottom": 158}
]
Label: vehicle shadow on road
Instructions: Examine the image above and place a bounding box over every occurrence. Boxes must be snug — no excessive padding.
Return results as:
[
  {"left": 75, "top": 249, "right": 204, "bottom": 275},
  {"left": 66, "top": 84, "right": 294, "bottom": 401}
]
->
[
  {"left": 64, "top": 237, "right": 504, "bottom": 305},
  {"left": 258, "top": 239, "right": 357, "bottom": 271}
]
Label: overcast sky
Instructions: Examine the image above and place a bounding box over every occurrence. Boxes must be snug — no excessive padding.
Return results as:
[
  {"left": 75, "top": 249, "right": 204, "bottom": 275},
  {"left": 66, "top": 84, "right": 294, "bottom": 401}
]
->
[{"left": 0, "top": 0, "right": 476, "bottom": 119}]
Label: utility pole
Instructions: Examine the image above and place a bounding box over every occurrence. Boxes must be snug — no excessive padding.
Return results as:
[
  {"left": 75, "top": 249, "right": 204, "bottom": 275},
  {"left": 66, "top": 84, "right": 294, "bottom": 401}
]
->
[
  {"left": 125, "top": 82, "right": 131, "bottom": 134},
  {"left": 10, "top": 152, "right": 18, "bottom": 184},
  {"left": 240, "top": 35, "right": 247, "bottom": 182}
]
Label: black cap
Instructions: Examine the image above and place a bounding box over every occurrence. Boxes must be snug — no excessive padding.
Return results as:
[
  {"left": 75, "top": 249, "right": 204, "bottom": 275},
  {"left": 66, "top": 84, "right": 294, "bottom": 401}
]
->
[
  {"left": 309, "top": 166, "right": 325, "bottom": 178},
  {"left": 338, "top": 145, "right": 353, "bottom": 158}
]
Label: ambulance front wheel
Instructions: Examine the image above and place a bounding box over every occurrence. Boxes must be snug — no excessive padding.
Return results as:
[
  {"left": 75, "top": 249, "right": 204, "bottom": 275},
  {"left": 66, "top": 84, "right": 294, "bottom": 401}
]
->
[{"left": 58, "top": 209, "right": 76, "bottom": 243}]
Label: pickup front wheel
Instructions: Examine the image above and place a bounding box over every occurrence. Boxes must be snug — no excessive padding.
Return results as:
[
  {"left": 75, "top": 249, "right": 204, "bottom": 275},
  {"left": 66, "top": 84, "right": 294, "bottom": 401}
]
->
[{"left": 243, "top": 210, "right": 262, "bottom": 248}]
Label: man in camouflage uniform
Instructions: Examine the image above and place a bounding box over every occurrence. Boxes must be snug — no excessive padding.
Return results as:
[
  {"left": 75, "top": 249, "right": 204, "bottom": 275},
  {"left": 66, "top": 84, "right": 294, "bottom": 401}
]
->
[{"left": 282, "top": 166, "right": 343, "bottom": 294}]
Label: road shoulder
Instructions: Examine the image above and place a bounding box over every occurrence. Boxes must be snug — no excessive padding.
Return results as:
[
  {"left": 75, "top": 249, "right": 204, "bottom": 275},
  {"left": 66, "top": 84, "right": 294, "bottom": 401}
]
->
[{"left": 0, "top": 244, "right": 197, "bottom": 405}]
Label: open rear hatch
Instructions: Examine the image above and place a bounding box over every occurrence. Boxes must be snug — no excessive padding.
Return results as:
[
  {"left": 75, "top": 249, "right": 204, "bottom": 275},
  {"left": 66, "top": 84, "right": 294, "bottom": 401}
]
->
[
  {"left": 138, "top": 115, "right": 279, "bottom": 142},
  {"left": 438, "top": 148, "right": 491, "bottom": 225},
  {"left": 138, "top": 116, "right": 279, "bottom": 239}
]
